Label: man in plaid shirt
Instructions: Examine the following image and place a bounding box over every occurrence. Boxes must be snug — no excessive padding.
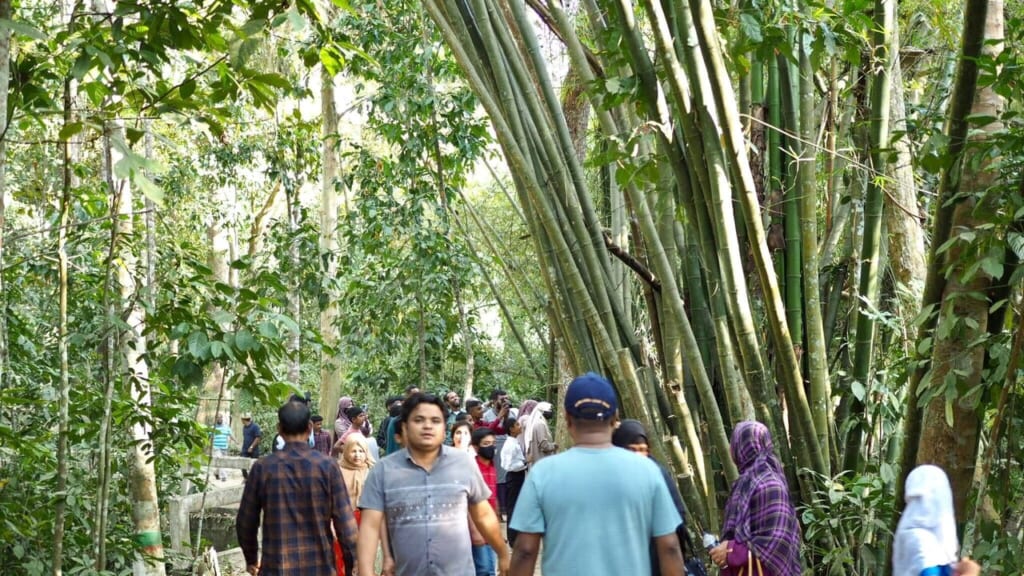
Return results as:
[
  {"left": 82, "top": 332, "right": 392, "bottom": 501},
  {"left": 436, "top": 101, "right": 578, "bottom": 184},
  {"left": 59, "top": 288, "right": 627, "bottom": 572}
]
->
[{"left": 236, "top": 400, "right": 358, "bottom": 575}]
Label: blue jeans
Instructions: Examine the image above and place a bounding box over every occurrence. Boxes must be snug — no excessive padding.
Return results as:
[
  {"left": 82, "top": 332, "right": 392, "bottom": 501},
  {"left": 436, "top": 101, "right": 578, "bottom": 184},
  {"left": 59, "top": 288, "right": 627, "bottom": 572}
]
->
[{"left": 472, "top": 544, "right": 496, "bottom": 576}]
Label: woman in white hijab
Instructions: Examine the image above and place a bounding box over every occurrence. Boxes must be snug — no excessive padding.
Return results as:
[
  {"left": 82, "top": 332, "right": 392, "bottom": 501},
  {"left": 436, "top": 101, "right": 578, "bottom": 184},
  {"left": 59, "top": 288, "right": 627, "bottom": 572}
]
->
[
  {"left": 893, "top": 465, "right": 959, "bottom": 576},
  {"left": 522, "top": 401, "right": 557, "bottom": 467}
]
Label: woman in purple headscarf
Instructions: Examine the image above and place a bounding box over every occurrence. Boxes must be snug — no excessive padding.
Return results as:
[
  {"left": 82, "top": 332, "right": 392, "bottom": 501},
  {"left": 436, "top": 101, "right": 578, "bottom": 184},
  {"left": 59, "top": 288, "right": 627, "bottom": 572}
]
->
[
  {"left": 710, "top": 421, "right": 802, "bottom": 576},
  {"left": 334, "top": 396, "right": 372, "bottom": 441}
]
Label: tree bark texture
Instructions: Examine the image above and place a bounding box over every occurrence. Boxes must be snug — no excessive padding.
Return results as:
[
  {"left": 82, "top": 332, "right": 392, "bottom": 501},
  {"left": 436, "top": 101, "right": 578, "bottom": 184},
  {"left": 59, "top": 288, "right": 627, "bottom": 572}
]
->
[{"left": 916, "top": 0, "right": 1003, "bottom": 521}]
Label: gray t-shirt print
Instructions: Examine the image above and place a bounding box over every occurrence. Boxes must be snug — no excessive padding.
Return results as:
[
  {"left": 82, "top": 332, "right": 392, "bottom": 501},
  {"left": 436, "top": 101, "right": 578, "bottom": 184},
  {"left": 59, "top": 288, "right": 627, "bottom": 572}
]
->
[{"left": 361, "top": 445, "right": 491, "bottom": 576}]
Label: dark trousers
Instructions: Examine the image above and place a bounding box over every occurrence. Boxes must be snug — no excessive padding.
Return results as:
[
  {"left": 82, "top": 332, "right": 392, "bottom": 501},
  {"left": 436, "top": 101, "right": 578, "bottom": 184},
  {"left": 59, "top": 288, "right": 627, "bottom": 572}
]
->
[{"left": 505, "top": 469, "right": 526, "bottom": 546}]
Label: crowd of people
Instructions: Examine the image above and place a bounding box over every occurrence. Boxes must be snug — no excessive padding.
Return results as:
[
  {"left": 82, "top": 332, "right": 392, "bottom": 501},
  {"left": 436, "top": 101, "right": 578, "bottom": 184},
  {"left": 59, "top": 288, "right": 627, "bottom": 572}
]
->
[{"left": 227, "top": 375, "right": 984, "bottom": 576}]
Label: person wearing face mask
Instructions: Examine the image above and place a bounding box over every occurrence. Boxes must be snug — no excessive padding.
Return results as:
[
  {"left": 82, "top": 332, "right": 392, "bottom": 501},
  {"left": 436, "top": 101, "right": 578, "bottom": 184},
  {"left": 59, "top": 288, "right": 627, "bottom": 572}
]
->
[
  {"left": 522, "top": 401, "right": 557, "bottom": 469},
  {"left": 470, "top": 428, "right": 500, "bottom": 576}
]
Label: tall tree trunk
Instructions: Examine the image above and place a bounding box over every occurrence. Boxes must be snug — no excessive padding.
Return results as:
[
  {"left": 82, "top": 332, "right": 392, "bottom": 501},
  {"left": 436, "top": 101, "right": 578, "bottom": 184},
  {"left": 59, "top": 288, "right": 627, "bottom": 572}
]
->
[
  {"left": 53, "top": 60, "right": 74, "bottom": 576},
  {"left": 897, "top": 0, "right": 993, "bottom": 496},
  {"left": 0, "top": 0, "right": 10, "bottom": 395},
  {"left": 916, "top": 0, "right": 1003, "bottom": 521},
  {"left": 286, "top": 185, "right": 302, "bottom": 386},
  {"left": 884, "top": 51, "right": 927, "bottom": 331},
  {"left": 199, "top": 197, "right": 232, "bottom": 426},
  {"left": 108, "top": 123, "right": 167, "bottom": 575},
  {"left": 844, "top": 0, "right": 895, "bottom": 472},
  {"left": 319, "top": 69, "right": 344, "bottom": 425}
]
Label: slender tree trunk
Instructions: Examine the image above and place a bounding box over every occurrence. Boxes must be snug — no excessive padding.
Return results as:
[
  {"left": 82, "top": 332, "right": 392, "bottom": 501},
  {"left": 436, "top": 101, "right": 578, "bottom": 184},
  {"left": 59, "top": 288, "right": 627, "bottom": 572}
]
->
[
  {"left": 916, "top": 0, "right": 1003, "bottom": 521},
  {"left": 53, "top": 66, "right": 74, "bottom": 576},
  {"left": 107, "top": 123, "right": 166, "bottom": 575},
  {"left": 319, "top": 69, "right": 344, "bottom": 425},
  {"left": 0, "top": 0, "right": 10, "bottom": 395},
  {"left": 286, "top": 185, "right": 302, "bottom": 386}
]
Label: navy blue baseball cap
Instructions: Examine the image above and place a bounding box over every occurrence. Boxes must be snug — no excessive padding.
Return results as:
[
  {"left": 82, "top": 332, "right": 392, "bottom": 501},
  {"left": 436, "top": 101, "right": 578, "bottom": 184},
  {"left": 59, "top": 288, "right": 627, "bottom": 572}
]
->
[{"left": 564, "top": 372, "right": 618, "bottom": 420}]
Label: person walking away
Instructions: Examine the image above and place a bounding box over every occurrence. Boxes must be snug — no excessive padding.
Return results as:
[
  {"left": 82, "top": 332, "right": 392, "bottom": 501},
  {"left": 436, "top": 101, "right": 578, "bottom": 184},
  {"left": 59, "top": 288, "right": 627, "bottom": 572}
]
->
[
  {"left": 382, "top": 385, "right": 421, "bottom": 456},
  {"left": 240, "top": 413, "right": 261, "bottom": 480},
  {"left": 893, "top": 465, "right": 974, "bottom": 576},
  {"left": 522, "top": 401, "right": 556, "bottom": 468},
  {"left": 210, "top": 414, "right": 235, "bottom": 482},
  {"left": 311, "top": 415, "right": 333, "bottom": 455},
  {"left": 236, "top": 399, "right": 358, "bottom": 575},
  {"left": 500, "top": 417, "right": 527, "bottom": 546},
  {"left": 613, "top": 419, "right": 695, "bottom": 576},
  {"left": 337, "top": 433, "right": 375, "bottom": 576},
  {"left": 469, "top": 428, "right": 500, "bottom": 576},
  {"left": 357, "top": 392, "right": 510, "bottom": 576},
  {"left": 509, "top": 373, "right": 684, "bottom": 576},
  {"left": 377, "top": 395, "right": 403, "bottom": 449},
  {"left": 709, "top": 421, "right": 801, "bottom": 576}
]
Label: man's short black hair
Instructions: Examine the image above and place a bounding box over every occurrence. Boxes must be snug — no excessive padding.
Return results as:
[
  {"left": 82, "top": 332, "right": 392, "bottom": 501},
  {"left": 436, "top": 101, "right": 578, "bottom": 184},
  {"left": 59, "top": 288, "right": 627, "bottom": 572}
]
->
[
  {"left": 404, "top": 384, "right": 420, "bottom": 395},
  {"left": 385, "top": 395, "right": 403, "bottom": 408},
  {"left": 289, "top": 391, "right": 311, "bottom": 404},
  {"left": 465, "top": 399, "right": 483, "bottom": 410},
  {"left": 311, "top": 415, "right": 324, "bottom": 423},
  {"left": 279, "top": 400, "right": 311, "bottom": 435},
  {"left": 503, "top": 416, "right": 517, "bottom": 431},
  {"left": 489, "top": 389, "right": 507, "bottom": 401},
  {"left": 471, "top": 427, "right": 495, "bottom": 446},
  {"left": 454, "top": 412, "right": 470, "bottom": 423},
  {"left": 398, "top": 392, "right": 448, "bottom": 426}
]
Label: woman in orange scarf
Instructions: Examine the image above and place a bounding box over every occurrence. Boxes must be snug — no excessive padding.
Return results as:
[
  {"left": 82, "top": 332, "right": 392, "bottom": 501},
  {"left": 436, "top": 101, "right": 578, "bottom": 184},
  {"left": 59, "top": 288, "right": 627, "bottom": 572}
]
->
[{"left": 335, "top": 433, "right": 374, "bottom": 575}]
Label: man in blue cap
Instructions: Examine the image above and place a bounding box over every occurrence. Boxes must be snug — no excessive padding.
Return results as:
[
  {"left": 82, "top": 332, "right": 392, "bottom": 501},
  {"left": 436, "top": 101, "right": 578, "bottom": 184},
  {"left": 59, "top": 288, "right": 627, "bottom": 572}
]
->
[{"left": 508, "top": 372, "right": 685, "bottom": 576}]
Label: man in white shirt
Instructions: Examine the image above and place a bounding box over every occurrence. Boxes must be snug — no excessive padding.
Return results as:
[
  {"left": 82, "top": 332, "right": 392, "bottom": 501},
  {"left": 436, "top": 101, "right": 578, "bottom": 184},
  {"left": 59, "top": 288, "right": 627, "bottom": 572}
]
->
[{"left": 500, "top": 416, "right": 527, "bottom": 545}]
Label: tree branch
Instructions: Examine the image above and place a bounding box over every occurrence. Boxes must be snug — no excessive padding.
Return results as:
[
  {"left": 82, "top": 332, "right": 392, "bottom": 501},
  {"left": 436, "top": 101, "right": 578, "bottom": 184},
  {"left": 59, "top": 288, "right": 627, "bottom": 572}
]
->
[{"left": 602, "top": 230, "right": 661, "bottom": 292}]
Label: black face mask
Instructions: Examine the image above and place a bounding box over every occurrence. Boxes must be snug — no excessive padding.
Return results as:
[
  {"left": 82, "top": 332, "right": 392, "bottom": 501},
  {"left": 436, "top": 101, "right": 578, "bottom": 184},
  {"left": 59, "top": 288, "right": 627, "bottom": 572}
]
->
[
  {"left": 477, "top": 445, "right": 496, "bottom": 460},
  {"left": 541, "top": 411, "right": 553, "bottom": 419}
]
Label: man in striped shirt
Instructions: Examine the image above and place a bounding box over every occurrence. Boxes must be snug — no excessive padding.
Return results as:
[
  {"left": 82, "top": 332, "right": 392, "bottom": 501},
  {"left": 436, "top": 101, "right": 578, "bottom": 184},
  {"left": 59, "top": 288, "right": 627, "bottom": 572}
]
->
[
  {"left": 236, "top": 400, "right": 359, "bottom": 575},
  {"left": 210, "top": 414, "right": 235, "bottom": 482}
]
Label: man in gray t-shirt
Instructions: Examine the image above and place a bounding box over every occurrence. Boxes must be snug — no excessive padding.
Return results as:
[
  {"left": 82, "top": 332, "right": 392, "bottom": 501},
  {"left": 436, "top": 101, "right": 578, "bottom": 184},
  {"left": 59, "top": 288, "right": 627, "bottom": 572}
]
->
[{"left": 358, "top": 393, "right": 510, "bottom": 576}]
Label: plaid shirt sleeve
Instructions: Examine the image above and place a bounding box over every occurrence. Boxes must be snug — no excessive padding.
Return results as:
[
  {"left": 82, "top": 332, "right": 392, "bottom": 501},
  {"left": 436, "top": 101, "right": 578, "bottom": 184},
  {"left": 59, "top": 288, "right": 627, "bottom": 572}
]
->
[
  {"left": 235, "top": 459, "right": 263, "bottom": 567},
  {"left": 330, "top": 461, "right": 359, "bottom": 556}
]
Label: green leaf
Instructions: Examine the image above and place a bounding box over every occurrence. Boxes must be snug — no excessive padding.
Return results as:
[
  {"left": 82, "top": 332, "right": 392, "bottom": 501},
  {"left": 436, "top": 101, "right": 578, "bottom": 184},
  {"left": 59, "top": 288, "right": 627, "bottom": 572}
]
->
[
  {"left": 851, "top": 380, "right": 866, "bottom": 401},
  {"left": 58, "top": 122, "right": 84, "bottom": 141},
  {"left": 180, "top": 79, "right": 197, "bottom": 100},
  {"left": 739, "top": 13, "right": 762, "bottom": 43},
  {"left": 0, "top": 19, "right": 45, "bottom": 40},
  {"left": 320, "top": 46, "right": 344, "bottom": 77},
  {"left": 187, "top": 331, "right": 210, "bottom": 359},
  {"left": 979, "top": 256, "right": 1004, "bottom": 279},
  {"left": 258, "top": 321, "right": 279, "bottom": 339},
  {"left": 134, "top": 173, "right": 165, "bottom": 206},
  {"left": 235, "top": 329, "right": 256, "bottom": 352}
]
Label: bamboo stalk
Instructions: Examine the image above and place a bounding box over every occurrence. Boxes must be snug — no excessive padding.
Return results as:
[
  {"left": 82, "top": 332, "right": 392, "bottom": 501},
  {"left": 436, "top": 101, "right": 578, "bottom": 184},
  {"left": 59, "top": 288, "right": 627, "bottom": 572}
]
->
[
  {"left": 845, "top": 0, "right": 896, "bottom": 473},
  {"left": 685, "top": 0, "right": 827, "bottom": 476}
]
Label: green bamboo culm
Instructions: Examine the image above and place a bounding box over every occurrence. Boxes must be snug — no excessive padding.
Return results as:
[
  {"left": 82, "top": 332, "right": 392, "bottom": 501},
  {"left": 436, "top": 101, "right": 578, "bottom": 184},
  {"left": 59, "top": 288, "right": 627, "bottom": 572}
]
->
[{"left": 844, "top": 0, "right": 895, "bottom": 474}]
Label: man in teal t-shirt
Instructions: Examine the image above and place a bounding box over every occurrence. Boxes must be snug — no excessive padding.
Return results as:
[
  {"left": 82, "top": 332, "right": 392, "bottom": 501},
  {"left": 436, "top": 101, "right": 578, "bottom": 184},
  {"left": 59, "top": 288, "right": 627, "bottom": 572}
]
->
[
  {"left": 209, "top": 414, "right": 235, "bottom": 481},
  {"left": 508, "top": 373, "right": 685, "bottom": 576}
]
